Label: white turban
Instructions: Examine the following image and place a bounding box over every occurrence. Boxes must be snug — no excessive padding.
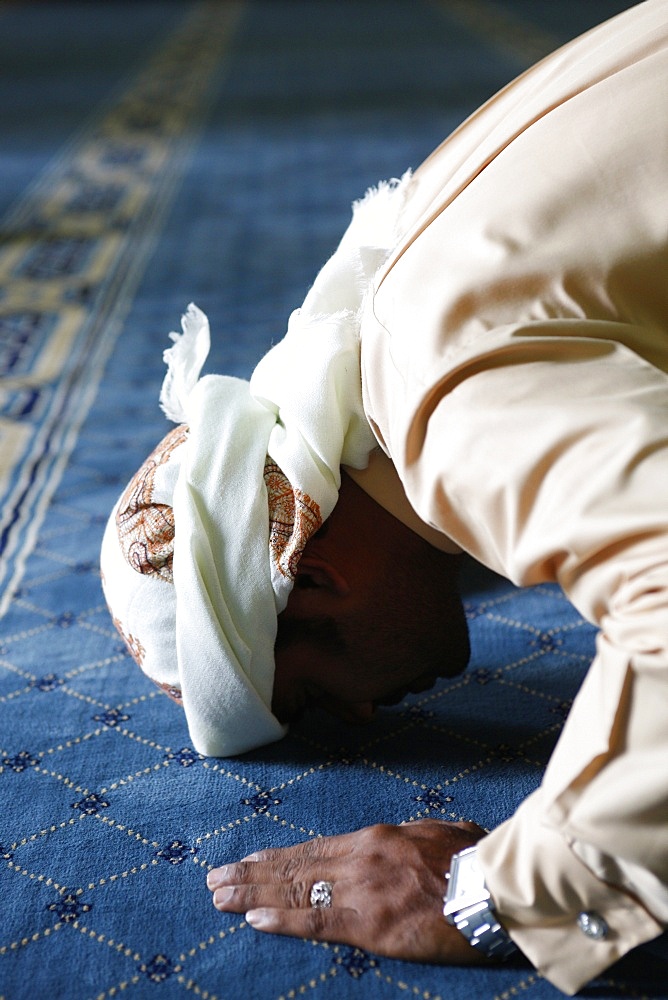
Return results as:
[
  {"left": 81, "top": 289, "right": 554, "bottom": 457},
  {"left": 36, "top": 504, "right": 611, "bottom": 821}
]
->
[{"left": 100, "top": 172, "right": 412, "bottom": 756}]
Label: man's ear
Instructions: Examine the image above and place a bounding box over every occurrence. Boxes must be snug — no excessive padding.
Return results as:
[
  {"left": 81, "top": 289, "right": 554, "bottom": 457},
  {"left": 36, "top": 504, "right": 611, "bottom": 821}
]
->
[{"left": 295, "top": 554, "right": 350, "bottom": 597}]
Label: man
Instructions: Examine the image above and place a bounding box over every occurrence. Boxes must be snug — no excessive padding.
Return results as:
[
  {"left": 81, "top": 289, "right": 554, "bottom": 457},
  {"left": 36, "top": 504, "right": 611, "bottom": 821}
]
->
[{"left": 101, "top": 1, "right": 668, "bottom": 994}]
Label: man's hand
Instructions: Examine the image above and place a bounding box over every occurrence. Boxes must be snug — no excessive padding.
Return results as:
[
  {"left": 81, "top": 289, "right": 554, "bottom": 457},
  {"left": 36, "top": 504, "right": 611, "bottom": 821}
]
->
[{"left": 206, "top": 819, "right": 489, "bottom": 964}]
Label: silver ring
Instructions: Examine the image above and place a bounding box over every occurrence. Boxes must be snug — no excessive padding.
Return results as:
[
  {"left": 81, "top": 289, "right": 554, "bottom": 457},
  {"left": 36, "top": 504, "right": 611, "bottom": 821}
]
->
[{"left": 309, "top": 880, "right": 333, "bottom": 908}]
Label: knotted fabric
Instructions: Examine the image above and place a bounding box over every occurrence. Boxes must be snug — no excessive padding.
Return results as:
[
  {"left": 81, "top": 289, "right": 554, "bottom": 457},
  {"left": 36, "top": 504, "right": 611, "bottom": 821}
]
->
[{"left": 100, "top": 172, "right": 412, "bottom": 756}]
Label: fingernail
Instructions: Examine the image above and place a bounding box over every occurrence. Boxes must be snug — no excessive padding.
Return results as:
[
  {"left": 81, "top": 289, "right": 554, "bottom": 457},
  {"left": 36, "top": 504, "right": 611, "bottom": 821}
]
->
[
  {"left": 213, "top": 887, "right": 234, "bottom": 907},
  {"left": 246, "top": 908, "right": 270, "bottom": 929},
  {"left": 207, "top": 866, "right": 228, "bottom": 889},
  {"left": 240, "top": 853, "right": 259, "bottom": 862}
]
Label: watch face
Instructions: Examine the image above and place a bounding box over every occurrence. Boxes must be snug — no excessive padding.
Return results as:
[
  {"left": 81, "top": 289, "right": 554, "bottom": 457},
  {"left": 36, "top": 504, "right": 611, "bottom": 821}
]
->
[
  {"left": 456, "top": 849, "right": 486, "bottom": 889},
  {"left": 444, "top": 847, "right": 488, "bottom": 914}
]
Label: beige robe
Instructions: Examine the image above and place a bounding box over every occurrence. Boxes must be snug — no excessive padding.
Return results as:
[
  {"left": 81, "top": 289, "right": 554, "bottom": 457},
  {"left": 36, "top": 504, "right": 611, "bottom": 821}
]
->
[{"left": 357, "top": 0, "right": 668, "bottom": 992}]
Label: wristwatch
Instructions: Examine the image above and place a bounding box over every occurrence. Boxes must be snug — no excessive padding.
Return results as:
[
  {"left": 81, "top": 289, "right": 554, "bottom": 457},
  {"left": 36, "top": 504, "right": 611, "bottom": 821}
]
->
[{"left": 443, "top": 845, "right": 517, "bottom": 960}]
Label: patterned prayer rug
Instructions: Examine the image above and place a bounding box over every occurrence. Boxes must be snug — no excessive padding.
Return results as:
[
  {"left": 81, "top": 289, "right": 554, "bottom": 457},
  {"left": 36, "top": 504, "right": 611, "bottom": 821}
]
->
[{"left": 1, "top": 2, "right": 665, "bottom": 998}]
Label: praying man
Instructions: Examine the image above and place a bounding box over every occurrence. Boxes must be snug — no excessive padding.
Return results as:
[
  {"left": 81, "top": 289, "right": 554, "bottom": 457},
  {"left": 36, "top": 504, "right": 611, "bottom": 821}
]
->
[{"left": 101, "top": 1, "right": 668, "bottom": 994}]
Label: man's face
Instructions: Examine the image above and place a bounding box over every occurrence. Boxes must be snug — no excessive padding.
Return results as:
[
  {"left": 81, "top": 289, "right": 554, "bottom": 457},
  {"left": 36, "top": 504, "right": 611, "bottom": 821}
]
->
[
  {"left": 270, "top": 470, "right": 470, "bottom": 727},
  {"left": 272, "top": 631, "right": 466, "bottom": 725},
  {"left": 271, "top": 569, "right": 470, "bottom": 726}
]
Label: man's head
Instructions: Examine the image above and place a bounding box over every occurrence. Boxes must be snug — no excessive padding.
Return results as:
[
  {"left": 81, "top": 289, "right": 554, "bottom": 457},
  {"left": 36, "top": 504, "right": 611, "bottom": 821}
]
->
[
  {"left": 272, "top": 471, "right": 470, "bottom": 726},
  {"left": 102, "top": 174, "right": 427, "bottom": 755},
  {"left": 101, "top": 324, "right": 469, "bottom": 754},
  {"left": 101, "top": 297, "right": 385, "bottom": 756}
]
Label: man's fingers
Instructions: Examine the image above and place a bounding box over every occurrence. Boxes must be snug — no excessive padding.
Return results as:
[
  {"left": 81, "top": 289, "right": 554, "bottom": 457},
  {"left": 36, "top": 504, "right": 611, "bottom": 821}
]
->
[
  {"left": 208, "top": 856, "right": 340, "bottom": 892},
  {"left": 212, "top": 879, "right": 324, "bottom": 913},
  {"left": 208, "top": 831, "right": 363, "bottom": 892},
  {"left": 240, "top": 830, "right": 356, "bottom": 864},
  {"left": 245, "top": 905, "right": 361, "bottom": 947}
]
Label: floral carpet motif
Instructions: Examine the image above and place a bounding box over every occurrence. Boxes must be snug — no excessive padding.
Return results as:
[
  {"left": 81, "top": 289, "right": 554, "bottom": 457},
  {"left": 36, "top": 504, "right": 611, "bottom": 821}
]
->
[{"left": 1, "top": 2, "right": 665, "bottom": 999}]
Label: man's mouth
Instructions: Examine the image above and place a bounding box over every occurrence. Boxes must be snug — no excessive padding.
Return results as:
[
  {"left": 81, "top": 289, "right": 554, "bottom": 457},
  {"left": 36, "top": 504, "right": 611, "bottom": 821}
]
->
[{"left": 375, "top": 674, "right": 439, "bottom": 707}]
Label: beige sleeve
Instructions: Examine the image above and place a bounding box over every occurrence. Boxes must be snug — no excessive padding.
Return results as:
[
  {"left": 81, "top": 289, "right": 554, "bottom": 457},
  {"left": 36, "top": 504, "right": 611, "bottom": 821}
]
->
[{"left": 401, "top": 329, "right": 668, "bottom": 994}]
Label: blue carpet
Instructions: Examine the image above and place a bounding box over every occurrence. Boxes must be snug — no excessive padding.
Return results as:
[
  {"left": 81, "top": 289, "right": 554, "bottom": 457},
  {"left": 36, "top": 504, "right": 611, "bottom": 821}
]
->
[{"left": 1, "top": 2, "right": 666, "bottom": 998}]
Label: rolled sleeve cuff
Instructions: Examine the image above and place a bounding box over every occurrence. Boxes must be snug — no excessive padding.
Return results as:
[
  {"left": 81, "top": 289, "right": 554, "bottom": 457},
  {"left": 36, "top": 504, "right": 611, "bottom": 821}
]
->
[{"left": 477, "top": 796, "right": 663, "bottom": 995}]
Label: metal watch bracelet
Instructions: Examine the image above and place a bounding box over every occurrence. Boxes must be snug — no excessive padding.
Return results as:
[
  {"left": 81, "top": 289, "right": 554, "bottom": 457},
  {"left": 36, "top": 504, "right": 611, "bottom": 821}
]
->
[
  {"left": 443, "top": 845, "right": 517, "bottom": 961},
  {"left": 448, "top": 897, "right": 517, "bottom": 960}
]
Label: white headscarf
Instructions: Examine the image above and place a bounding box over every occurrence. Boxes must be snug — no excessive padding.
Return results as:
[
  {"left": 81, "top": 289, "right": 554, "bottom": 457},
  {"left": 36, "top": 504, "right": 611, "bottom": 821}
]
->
[{"left": 100, "top": 172, "right": 412, "bottom": 756}]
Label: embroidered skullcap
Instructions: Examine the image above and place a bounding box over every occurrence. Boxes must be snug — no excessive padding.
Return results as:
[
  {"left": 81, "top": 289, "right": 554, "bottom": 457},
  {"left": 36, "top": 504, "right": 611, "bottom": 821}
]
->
[{"left": 100, "top": 171, "right": 412, "bottom": 756}]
